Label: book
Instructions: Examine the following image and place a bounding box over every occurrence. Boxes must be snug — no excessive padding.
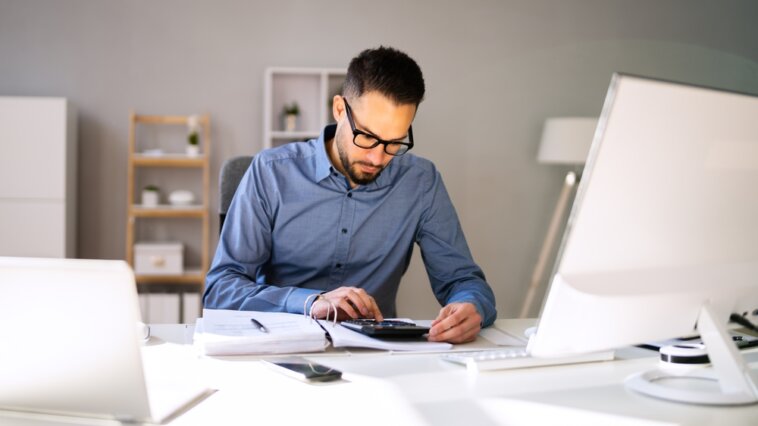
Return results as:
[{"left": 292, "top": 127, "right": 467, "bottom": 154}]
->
[{"left": 194, "top": 309, "right": 328, "bottom": 356}]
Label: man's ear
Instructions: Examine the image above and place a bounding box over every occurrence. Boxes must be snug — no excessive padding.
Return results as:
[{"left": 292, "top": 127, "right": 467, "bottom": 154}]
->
[{"left": 332, "top": 95, "right": 344, "bottom": 122}]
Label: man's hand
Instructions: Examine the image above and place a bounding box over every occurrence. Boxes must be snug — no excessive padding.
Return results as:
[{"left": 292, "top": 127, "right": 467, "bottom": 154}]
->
[
  {"left": 428, "top": 302, "right": 482, "bottom": 343},
  {"left": 310, "top": 286, "right": 384, "bottom": 321}
]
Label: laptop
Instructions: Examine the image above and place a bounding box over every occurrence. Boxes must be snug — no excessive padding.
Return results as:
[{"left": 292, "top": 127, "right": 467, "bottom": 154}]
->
[{"left": 0, "top": 257, "right": 211, "bottom": 424}]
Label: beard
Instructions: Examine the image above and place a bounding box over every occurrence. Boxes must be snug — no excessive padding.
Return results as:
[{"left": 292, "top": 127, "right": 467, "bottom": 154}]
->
[{"left": 336, "top": 136, "right": 385, "bottom": 186}]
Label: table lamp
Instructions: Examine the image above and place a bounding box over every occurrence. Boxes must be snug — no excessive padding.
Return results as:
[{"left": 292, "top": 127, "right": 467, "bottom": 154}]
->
[{"left": 519, "top": 117, "right": 598, "bottom": 318}]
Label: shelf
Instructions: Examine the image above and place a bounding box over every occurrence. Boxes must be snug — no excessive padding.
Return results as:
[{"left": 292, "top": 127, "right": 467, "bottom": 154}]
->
[
  {"left": 131, "top": 154, "right": 206, "bottom": 167},
  {"left": 270, "top": 130, "right": 321, "bottom": 139},
  {"left": 134, "top": 115, "right": 194, "bottom": 125},
  {"left": 130, "top": 205, "right": 207, "bottom": 218},
  {"left": 135, "top": 268, "right": 205, "bottom": 285}
]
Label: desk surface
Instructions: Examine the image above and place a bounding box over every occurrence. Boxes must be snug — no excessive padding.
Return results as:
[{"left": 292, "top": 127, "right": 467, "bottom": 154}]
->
[{"left": 4, "top": 320, "right": 758, "bottom": 426}]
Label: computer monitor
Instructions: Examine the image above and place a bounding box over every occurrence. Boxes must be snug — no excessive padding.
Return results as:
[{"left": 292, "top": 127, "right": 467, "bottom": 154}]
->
[{"left": 527, "top": 74, "right": 758, "bottom": 405}]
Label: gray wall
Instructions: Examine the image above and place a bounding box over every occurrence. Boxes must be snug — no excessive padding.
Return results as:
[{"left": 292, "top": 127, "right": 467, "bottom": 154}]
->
[{"left": 1, "top": 0, "right": 757, "bottom": 318}]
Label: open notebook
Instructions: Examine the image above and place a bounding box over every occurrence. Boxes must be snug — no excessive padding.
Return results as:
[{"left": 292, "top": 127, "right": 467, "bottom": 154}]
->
[
  {"left": 195, "top": 309, "right": 330, "bottom": 355},
  {"left": 0, "top": 257, "right": 211, "bottom": 424},
  {"left": 195, "top": 309, "right": 452, "bottom": 355}
]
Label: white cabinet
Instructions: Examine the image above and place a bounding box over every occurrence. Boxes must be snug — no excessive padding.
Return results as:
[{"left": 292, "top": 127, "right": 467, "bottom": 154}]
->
[
  {"left": 0, "top": 97, "right": 77, "bottom": 258},
  {"left": 263, "top": 67, "right": 346, "bottom": 149}
]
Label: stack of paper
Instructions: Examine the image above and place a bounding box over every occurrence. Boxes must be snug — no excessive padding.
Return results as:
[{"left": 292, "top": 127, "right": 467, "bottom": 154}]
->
[{"left": 194, "top": 309, "right": 328, "bottom": 356}]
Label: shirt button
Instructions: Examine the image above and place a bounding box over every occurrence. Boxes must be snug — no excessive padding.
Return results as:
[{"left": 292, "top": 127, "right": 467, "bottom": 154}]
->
[
  {"left": 347, "top": 192, "right": 353, "bottom": 198},
  {"left": 336, "top": 263, "right": 342, "bottom": 268},
  {"left": 341, "top": 228, "right": 347, "bottom": 234}
]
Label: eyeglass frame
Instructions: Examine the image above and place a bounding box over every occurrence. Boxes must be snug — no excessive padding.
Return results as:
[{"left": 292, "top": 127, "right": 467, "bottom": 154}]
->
[{"left": 342, "top": 96, "right": 414, "bottom": 156}]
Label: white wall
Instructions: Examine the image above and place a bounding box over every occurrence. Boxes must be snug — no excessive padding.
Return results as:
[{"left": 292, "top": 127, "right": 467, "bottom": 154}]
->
[{"left": 1, "top": 0, "right": 757, "bottom": 318}]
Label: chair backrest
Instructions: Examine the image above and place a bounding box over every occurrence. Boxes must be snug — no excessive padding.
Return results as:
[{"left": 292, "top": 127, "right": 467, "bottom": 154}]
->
[{"left": 219, "top": 155, "right": 253, "bottom": 233}]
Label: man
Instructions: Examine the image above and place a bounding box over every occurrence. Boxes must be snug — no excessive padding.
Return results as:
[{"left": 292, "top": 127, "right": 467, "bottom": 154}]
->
[{"left": 204, "top": 46, "right": 496, "bottom": 343}]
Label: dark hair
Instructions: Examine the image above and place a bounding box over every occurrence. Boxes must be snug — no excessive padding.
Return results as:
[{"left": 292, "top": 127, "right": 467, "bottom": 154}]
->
[{"left": 343, "top": 46, "right": 425, "bottom": 106}]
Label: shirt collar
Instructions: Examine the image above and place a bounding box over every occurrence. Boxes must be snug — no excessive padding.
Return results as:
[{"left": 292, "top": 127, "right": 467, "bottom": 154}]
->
[{"left": 314, "top": 125, "right": 337, "bottom": 182}]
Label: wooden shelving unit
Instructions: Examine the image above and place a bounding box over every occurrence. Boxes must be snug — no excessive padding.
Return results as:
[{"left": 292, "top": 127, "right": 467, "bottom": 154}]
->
[
  {"left": 131, "top": 154, "right": 207, "bottom": 167},
  {"left": 134, "top": 270, "right": 206, "bottom": 285},
  {"left": 126, "top": 112, "right": 211, "bottom": 288}
]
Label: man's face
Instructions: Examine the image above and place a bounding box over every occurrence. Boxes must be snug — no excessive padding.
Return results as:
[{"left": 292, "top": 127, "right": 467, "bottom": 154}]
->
[{"left": 330, "top": 91, "right": 416, "bottom": 187}]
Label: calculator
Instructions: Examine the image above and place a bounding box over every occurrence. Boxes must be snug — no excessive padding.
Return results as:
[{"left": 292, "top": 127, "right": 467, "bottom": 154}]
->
[{"left": 340, "top": 319, "right": 430, "bottom": 338}]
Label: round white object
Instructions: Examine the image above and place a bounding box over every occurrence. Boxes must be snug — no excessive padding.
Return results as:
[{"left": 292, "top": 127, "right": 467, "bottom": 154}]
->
[
  {"left": 168, "top": 190, "right": 195, "bottom": 206},
  {"left": 659, "top": 343, "right": 709, "bottom": 365}
]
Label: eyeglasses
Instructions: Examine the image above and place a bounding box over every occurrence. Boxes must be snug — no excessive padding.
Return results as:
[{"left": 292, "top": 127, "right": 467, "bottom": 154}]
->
[{"left": 343, "top": 97, "right": 414, "bottom": 156}]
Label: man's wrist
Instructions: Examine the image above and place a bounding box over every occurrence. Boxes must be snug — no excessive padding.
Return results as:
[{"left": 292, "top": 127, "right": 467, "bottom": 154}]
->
[
  {"left": 285, "top": 288, "right": 324, "bottom": 314},
  {"left": 449, "top": 299, "right": 485, "bottom": 326}
]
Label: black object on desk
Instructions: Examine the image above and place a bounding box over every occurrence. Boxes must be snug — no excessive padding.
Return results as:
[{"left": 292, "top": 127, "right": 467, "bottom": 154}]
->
[
  {"left": 341, "top": 319, "right": 429, "bottom": 338},
  {"left": 262, "top": 357, "right": 342, "bottom": 382},
  {"left": 638, "top": 332, "right": 758, "bottom": 352}
]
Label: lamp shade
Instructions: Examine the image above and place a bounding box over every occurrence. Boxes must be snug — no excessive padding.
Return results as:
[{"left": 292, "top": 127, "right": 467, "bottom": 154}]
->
[{"left": 537, "top": 117, "right": 598, "bottom": 165}]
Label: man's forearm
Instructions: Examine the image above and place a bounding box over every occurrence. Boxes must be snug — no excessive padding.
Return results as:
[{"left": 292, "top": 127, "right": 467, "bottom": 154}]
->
[{"left": 204, "top": 269, "right": 322, "bottom": 314}]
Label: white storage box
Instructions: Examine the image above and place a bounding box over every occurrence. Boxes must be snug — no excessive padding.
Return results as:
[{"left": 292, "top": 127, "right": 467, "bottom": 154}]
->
[{"left": 134, "top": 242, "right": 183, "bottom": 275}]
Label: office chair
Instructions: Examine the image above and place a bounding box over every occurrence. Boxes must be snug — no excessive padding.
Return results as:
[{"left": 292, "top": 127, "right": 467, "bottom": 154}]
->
[{"left": 219, "top": 156, "right": 253, "bottom": 233}]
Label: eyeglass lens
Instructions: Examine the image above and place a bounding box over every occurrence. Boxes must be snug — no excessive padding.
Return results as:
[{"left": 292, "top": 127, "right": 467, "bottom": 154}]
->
[{"left": 353, "top": 134, "right": 410, "bottom": 155}]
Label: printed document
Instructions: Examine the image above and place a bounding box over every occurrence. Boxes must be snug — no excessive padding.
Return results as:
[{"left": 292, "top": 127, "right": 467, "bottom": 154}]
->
[{"left": 194, "top": 309, "right": 328, "bottom": 356}]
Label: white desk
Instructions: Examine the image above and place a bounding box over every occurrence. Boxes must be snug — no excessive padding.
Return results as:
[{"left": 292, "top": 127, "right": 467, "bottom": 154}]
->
[
  {"left": 147, "top": 320, "right": 758, "bottom": 426},
  {"left": 4, "top": 320, "right": 758, "bottom": 426}
]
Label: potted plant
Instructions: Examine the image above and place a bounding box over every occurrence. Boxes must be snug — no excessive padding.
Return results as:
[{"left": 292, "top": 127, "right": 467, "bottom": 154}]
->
[
  {"left": 186, "top": 115, "right": 201, "bottom": 156},
  {"left": 141, "top": 185, "right": 160, "bottom": 207},
  {"left": 283, "top": 102, "right": 300, "bottom": 132}
]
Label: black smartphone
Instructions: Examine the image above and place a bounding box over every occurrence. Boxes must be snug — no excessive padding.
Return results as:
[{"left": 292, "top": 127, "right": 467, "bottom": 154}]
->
[{"left": 262, "top": 357, "right": 342, "bottom": 382}]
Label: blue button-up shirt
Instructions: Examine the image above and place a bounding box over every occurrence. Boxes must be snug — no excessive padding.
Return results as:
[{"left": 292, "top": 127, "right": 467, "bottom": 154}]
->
[{"left": 204, "top": 125, "right": 496, "bottom": 326}]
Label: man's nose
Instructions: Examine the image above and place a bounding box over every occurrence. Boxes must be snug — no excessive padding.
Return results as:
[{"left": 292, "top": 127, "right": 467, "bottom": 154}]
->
[{"left": 365, "top": 144, "right": 389, "bottom": 165}]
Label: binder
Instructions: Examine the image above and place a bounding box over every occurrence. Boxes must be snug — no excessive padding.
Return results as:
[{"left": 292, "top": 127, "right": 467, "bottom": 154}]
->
[
  {"left": 194, "top": 309, "right": 328, "bottom": 356},
  {"left": 193, "top": 309, "right": 453, "bottom": 355}
]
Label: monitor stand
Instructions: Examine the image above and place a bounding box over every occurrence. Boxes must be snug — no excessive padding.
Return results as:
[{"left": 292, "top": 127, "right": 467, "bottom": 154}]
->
[{"left": 625, "top": 303, "right": 758, "bottom": 405}]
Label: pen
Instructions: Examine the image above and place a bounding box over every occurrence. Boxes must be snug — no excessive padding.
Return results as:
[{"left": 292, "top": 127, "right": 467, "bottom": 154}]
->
[{"left": 250, "top": 317, "right": 269, "bottom": 333}]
